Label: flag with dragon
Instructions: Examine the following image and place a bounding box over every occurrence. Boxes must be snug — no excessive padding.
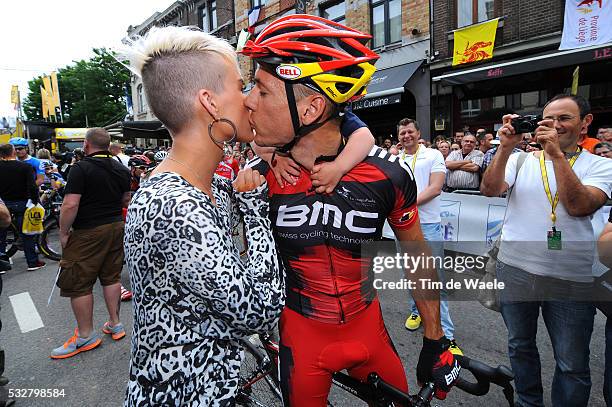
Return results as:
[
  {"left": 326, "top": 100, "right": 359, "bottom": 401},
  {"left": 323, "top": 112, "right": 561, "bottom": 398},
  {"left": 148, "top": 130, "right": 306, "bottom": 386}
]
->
[{"left": 452, "top": 18, "right": 499, "bottom": 66}]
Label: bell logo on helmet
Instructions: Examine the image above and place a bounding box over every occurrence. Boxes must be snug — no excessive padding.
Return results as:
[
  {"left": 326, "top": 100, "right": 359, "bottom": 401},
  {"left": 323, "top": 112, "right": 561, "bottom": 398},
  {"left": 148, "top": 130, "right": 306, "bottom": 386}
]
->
[{"left": 276, "top": 65, "right": 302, "bottom": 80}]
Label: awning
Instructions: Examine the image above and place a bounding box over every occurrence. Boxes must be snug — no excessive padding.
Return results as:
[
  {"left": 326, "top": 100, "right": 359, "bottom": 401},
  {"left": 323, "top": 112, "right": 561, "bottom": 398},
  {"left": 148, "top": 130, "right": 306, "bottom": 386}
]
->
[
  {"left": 104, "top": 121, "right": 170, "bottom": 139},
  {"left": 351, "top": 61, "right": 422, "bottom": 110},
  {"left": 364, "top": 60, "right": 422, "bottom": 99},
  {"left": 432, "top": 42, "right": 612, "bottom": 86}
]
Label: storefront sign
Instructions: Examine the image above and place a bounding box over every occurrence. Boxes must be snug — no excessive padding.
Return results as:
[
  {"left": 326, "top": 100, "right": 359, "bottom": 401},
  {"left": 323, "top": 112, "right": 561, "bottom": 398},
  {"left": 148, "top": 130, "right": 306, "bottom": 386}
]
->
[
  {"left": 352, "top": 94, "right": 401, "bottom": 110},
  {"left": 560, "top": 0, "right": 612, "bottom": 50}
]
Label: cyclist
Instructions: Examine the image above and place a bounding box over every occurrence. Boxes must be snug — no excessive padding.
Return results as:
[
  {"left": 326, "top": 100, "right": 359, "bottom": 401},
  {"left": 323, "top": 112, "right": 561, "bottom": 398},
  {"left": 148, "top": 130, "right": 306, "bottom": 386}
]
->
[
  {"left": 41, "top": 161, "right": 66, "bottom": 191},
  {"left": 242, "top": 15, "right": 459, "bottom": 405},
  {"left": 9, "top": 138, "right": 44, "bottom": 186},
  {"left": 128, "top": 154, "right": 152, "bottom": 192},
  {"left": 0, "top": 143, "right": 45, "bottom": 271}
]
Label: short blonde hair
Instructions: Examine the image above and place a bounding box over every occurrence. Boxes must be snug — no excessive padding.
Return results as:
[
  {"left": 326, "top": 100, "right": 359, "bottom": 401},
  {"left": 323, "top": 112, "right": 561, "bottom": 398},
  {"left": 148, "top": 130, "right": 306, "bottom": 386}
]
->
[{"left": 120, "top": 26, "right": 239, "bottom": 133}]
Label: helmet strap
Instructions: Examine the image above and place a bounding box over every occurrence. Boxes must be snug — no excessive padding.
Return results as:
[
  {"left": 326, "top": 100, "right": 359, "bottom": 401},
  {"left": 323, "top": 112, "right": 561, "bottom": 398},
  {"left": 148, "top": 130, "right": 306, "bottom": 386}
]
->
[{"left": 277, "top": 81, "right": 341, "bottom": 154}]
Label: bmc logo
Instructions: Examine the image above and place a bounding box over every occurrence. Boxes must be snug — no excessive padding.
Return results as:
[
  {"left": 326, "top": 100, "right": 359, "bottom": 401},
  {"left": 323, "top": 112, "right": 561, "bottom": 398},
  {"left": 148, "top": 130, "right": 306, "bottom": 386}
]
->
[
  {"left": 276, "top": 65, "right": 302, "bottom": 80},
  {"left": 276, "top": 202, "right": 379, "bottom": 234}
]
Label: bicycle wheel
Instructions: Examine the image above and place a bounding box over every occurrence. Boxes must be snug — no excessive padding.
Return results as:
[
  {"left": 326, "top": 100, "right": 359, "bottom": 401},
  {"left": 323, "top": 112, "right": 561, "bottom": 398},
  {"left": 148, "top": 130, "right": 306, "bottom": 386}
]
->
[
  {"left": 5, "top": 222, "right": 21, "bottom": 258},
  {"left": 236, "top": 336, "right": 283, "bottom": 407},
  {"left": 38, "top": 218, "right": 61, "bottom": 261}
]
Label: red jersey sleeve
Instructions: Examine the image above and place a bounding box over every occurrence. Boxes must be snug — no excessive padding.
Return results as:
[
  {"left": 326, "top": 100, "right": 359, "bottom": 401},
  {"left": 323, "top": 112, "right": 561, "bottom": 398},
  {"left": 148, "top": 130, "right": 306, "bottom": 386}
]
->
[{"left": 387, "top": 163, "right": 419, "bottom": 230}]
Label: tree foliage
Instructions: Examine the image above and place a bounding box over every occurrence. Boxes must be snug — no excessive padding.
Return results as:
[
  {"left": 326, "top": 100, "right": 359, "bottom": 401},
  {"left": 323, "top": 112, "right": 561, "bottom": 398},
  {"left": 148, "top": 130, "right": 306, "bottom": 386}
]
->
[{"left": 23, "top": 48, "right": 130, "bottom": 127}]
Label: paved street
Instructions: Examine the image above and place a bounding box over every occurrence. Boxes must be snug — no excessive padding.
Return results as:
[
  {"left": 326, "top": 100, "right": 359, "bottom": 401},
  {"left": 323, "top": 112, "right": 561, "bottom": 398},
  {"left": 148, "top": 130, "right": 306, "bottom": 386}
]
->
[{"left": 0, "top": 252, "right": 607, "bottom": 406}]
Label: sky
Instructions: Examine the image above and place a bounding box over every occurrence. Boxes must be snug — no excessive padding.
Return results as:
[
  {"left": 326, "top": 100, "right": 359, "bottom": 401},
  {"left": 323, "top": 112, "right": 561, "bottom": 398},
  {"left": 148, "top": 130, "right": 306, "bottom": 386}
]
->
[{"left": 0, "top": 0, "right": 176, "bottom": 120}]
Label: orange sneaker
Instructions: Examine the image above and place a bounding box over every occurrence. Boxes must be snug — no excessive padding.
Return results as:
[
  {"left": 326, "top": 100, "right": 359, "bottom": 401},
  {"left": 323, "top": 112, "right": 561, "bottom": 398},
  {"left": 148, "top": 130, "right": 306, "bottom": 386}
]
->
[
  {"left": 51, "top": 329, "right": 101, "bottom": 359},
  {"left": 102, "top": 322, "right": 126, "bottom": 341}
]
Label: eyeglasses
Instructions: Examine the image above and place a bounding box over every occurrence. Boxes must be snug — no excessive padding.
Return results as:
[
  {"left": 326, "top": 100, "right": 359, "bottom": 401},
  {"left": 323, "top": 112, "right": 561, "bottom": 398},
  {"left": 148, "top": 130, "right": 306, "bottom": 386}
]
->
[
  {"left": 14, "top": 147, "right": 26, "bottom": 150},
  {"left": 543, "top": 115, "right": 577, "bottom": 123}
]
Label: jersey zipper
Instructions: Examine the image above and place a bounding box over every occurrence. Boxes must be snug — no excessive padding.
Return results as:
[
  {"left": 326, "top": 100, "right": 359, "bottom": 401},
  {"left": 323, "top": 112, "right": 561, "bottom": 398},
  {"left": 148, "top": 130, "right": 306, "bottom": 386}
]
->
[{"left": 326, "top": 246, "right": 345, "bottom": 324}]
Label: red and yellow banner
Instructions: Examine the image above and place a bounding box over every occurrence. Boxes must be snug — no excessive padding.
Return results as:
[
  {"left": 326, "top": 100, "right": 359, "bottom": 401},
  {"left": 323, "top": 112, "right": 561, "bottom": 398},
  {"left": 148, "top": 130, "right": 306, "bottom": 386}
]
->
[{"left": 452, "top": 18, "right": 499, "bottom": 66}]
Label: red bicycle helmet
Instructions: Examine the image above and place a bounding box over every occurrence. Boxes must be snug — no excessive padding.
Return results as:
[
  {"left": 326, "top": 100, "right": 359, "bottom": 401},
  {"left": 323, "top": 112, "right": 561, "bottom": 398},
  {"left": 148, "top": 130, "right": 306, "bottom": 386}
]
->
[{"left": 241, "top": 14, "right": 379, "bottom": 104}]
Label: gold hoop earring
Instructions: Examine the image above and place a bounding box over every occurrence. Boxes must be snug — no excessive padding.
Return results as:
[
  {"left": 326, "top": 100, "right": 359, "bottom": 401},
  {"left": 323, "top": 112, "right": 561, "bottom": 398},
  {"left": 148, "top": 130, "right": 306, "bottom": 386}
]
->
[{"left": 208, "top": 118, "right": 238, "bottom": 156}]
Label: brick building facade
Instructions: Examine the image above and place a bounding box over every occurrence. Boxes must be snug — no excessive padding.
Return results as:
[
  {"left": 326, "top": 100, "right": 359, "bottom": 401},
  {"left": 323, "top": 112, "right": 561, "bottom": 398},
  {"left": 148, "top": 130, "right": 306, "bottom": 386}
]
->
[{"left": 429, "top": 0, "right": 612, "bottom": 139}]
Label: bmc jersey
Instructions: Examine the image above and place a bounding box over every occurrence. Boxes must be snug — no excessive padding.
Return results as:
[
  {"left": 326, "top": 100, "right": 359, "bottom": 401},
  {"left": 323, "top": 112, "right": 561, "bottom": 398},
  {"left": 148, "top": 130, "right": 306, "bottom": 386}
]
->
[{"left": 250, "top": 146, "right": 418, "bottom": 324}]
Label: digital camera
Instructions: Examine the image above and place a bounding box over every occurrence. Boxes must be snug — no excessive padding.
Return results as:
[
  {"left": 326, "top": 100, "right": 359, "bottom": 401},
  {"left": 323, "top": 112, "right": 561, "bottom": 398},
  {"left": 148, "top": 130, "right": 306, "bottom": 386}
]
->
[{"left": 511, "top": 115, "right": 541, "bottom": 134}]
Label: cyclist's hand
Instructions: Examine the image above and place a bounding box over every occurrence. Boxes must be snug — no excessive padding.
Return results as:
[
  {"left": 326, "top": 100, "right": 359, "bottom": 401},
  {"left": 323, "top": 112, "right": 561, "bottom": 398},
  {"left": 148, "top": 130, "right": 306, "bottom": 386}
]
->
[
  {"left": 271, "top": 155, "right": 300, "bottom": 188},
  {"left": 233, "top": 167, "right": 266, "bottom": 192},
  {"left": 417, "top": 336, "right": 460, "bottom": 400},
  {"left": 311, "top": 161, "right": 343, "bottom": 194}
]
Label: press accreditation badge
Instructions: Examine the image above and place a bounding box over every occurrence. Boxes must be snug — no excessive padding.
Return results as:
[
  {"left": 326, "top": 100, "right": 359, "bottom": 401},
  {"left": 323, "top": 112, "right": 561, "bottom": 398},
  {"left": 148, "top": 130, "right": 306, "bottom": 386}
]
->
[{"left": 547, "top": 230, "right": 562, "bottom": 250}]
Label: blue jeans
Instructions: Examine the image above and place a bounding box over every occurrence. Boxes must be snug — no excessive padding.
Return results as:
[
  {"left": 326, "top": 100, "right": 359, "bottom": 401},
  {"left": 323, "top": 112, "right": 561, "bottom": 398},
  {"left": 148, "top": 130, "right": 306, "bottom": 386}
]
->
[
  {"left": 497, "top": 261, "right": 595, "bottom": 407},
  {"left": 0, "top": 200, "right": 39, "bottom": 267},
  {"left": 606, "top": 317, "right": 611, "bottom": 406},
  {"left": 404, "top": 222, "right": 455, "bottom": 340}
]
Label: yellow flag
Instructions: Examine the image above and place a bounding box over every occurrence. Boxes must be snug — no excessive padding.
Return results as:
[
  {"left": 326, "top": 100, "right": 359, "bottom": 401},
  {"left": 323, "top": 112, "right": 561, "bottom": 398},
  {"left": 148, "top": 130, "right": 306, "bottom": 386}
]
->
[
  {"left": 453, "top": 19, "right": 499, "bottom": 66},
  {"left": 40, "top": 86, "right": 49, "bottom": 119},
  {"left": 571, "top": 66, "right": 580, "bottom": 95},
  {"left": 51, "top": 72, "right": 60, "bottom": 108},
  {"left": 11, "top": 85, "right": 19, "bottom": 105}
]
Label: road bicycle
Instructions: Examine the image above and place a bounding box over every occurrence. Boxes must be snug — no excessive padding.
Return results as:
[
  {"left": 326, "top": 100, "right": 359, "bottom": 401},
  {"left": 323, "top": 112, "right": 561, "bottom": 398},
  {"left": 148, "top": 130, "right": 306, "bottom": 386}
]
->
[
  {"left": 5, "top": 189, "right": 63, "bottom": 262},
  {"left": 237, "top": 332, "right": 514, "bottom": 407}
]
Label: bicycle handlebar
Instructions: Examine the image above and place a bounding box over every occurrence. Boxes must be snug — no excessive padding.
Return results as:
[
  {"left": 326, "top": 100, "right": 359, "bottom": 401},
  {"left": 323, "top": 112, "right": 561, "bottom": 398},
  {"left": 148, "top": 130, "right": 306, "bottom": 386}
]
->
[{"left": 366, "top": 355, "right": 514, "bottom": 406}]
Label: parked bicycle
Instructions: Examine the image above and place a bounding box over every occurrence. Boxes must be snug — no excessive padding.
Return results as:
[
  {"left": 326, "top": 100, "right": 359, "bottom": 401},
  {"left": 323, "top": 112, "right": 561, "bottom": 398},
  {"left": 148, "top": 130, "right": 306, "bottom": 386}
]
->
[
  {"left": 5, "top": 188, "right": 63, "bottom": 262},
  {"left": 237, "top": 333, "right": 514, "bottom": 407}
]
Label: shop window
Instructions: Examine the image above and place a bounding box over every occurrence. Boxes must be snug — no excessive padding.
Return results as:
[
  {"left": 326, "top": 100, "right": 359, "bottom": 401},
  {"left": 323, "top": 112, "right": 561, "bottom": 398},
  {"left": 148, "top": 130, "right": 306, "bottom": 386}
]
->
[
  {"left": 492, "top": 95, "right": 505, "bottom": 109},
  {"left": 521, "top": 91, "right": 539, "bottom": 110},
  {"left": 371, "top": 0, "right": 401, "bottom": 48},
  {"left": 460, "top": 99, "right": 481, "bottom": 117},
  {"left": 321, "top": 1, "right": 346, "bottom": 24},
  {"left": 457, "top": 0, "right": 495, "bottom": 28},
  {"left": 199, "top": 1, "right": 217, "bottom": 32}
]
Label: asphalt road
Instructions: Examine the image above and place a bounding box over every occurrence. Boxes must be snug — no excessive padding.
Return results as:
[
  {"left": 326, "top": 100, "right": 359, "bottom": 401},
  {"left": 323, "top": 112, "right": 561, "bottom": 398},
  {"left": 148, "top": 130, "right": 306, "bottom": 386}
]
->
[{"left": 0, "top": 252, "right": 607, "bottom": 406}]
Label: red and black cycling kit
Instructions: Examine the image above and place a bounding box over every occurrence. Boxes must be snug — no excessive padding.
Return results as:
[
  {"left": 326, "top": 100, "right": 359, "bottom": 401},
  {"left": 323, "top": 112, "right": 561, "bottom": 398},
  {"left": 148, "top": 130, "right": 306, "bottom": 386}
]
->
[{"left": 250, "top": 145, "right": 419, "bottom": 405}]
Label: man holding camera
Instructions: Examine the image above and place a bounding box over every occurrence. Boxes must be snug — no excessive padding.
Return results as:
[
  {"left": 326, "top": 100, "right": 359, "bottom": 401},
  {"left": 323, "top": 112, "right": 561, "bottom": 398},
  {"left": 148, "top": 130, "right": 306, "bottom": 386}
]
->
[{"left": 481, "top": 94, "right": 612, "bottom": 406}]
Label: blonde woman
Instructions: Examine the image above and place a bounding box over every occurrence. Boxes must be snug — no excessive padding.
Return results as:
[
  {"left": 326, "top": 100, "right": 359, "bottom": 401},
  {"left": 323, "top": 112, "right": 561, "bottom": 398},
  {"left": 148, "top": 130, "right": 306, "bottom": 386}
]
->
[{"left": 121, "top": 26, "right": 284, "bottom": 406}]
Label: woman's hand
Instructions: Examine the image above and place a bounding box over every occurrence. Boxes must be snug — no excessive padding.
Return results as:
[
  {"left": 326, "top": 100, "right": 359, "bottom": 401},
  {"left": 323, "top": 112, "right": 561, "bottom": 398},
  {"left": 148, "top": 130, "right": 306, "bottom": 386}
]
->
[
  {"left": 271, "top": 155, "right": 300, "bottom": 188},
  {"left": 233, "top": 167, "right": 266, "bottom": 192},
  {"left": 311, "top": 161, "right": 343, "bottom": 194}
]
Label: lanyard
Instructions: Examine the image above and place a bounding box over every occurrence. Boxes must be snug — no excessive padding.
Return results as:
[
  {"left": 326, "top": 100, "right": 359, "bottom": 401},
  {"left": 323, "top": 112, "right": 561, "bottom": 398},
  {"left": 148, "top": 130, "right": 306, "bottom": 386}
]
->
[
  {"left": 402, "top": 145, "right": 420, "bottom": 172},
  {"left": 538, "top": 147, "right": 581, "bottom": 225}
]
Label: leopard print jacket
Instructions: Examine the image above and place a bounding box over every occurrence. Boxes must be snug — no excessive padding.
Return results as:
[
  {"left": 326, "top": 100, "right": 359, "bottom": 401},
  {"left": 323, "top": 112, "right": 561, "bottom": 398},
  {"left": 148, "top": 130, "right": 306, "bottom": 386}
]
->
[{"left": 124, "top": 172, "right": 284, "bottom": 406}]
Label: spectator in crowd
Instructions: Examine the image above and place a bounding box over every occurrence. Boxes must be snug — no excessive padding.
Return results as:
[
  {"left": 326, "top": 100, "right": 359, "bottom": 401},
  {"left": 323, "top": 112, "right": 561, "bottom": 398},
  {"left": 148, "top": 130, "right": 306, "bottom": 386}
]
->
[
  {"left": 444, "top": 133, "right": 483, "bottom": 191},
  {"left": 243, "top": 147, "right": 255, "bottom": 163},
  {"left": 9, "top": 138, "right": 44, "bottom": 186},
  {"left": 438, "top": 140, "right": 451, "bottom": 159},
  {"left": 453, "top": 131, "right": 464, "bottom": 146},
  {"left": 109, "top": 143, "right": 130, "bottom": 167},
  {"left": 477, "top": 131, "right": 494, "bottom": 154},
  {"left": 381, "top": 138, "right": 393, "bottom": 151},
  {"left": 72, "top": 148, "right": 85, "bottom": 162},
  {"left": 597, "top": 125, "right": 611, "bottom": 142},
  {"left": 481, "top": 136, "right": 522, "bottom": 175},
  {"left": 525, "top": 142, "right": 542, "bottom": 153},
  {"left": 598, "top": 212, "right": 612, "bottom": 406},
  {"left": 144, "top": 150, "right": 156, "bottom": 162},
  {"left": 417, "top": 138, "right": 427, "bottom": 146},
  {"left": 450, "top": 143, "right": 460, "bottom": 151},
  {"left": 594, "top": 142, "right": 612, "bottom": 158},
  {"left": 51, "top": 128, "right": 131, "bottom": 359},
  {"left": 579, "top": 128, "right": 601, "bottom": 153},
  {"left": 432, "top": 135, "right": 447, "bottom": 148},
  {"left": 481, "top": 94, "right": 612, "bottom": 407},
  {"left": 0, "top": 144, "right": 45, "bottom": 271},
  {"left": 36, "top": 148, "right": 54, "bottom": 168},
  {"left": 396, "top": 118, "right": 461, "bottom": 355}
]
